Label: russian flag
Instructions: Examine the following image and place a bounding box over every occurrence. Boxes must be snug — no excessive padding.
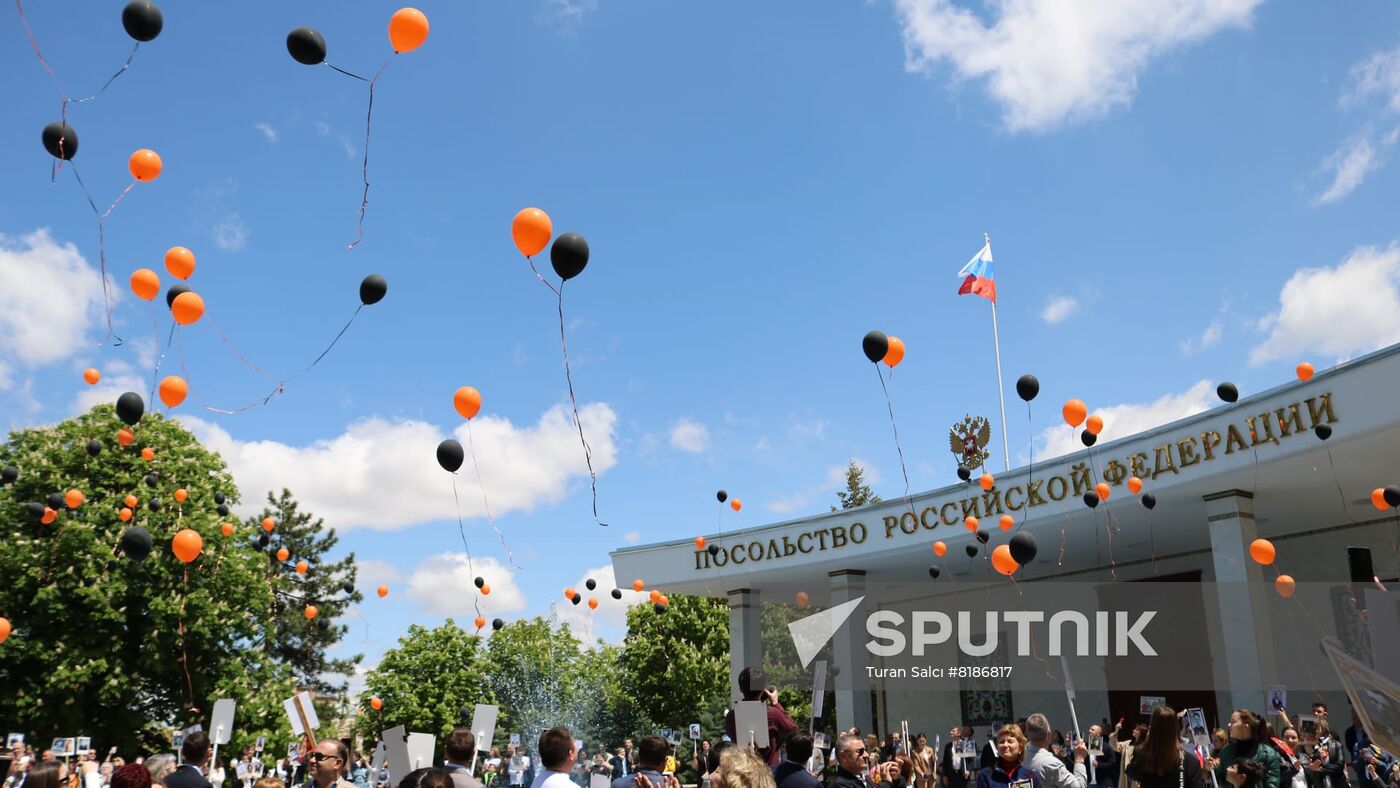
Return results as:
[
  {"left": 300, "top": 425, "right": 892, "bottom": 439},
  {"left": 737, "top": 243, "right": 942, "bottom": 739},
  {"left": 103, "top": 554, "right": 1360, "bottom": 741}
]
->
[{"left": 957, "top": 241, "right": 997, "bottom": 302}]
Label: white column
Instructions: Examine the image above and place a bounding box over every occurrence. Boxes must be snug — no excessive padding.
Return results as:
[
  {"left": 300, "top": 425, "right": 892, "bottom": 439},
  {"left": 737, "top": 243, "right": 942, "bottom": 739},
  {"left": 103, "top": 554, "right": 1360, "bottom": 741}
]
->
[
  {"left": 728, "top": 588, "right": 762, "bottom": 703},
  {"left": 829, "top": 570, "right": 873, "bottom": 733},
  {"left": 1204, "top": 489, "right": 1276, "bottom": 713}
]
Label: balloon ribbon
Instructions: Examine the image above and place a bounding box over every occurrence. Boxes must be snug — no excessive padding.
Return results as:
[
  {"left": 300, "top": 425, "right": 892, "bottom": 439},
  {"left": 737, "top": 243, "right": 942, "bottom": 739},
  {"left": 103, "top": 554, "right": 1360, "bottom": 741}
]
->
[
  {"left": 449, "top": 474, "right": 484, "bottom": 623},
  {"left": 557, "top": 283, "right": 606, "bottom": 525},
  {"left": 466, "top": 420, "right": 518, "bottom": 569}
]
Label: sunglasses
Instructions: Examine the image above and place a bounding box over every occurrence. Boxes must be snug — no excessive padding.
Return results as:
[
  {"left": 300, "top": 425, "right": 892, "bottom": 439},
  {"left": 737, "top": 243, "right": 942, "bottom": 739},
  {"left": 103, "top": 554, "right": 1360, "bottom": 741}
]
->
[{"left": 308, "top": 753, "right": 341, "bottom": 763}]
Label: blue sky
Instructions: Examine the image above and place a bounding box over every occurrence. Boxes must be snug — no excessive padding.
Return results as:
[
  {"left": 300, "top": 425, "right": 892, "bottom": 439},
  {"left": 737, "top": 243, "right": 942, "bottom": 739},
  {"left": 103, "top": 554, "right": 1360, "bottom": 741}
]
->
[{"left": 4, "top": 0, "right": 1400, "bottom": 683}]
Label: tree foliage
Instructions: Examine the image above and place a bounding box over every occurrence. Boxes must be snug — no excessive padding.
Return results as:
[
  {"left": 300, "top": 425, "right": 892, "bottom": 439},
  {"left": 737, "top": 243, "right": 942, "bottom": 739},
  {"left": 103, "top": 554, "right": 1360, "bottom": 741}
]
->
[
  {"left": 353, "top": 620, "right": 487, "bottom": 747},
  {"left": 833, "top": 461, "right": 881, "bottom": 511},
  {"left": 618, "top": 595, "right": 729, "bottom": 741}
]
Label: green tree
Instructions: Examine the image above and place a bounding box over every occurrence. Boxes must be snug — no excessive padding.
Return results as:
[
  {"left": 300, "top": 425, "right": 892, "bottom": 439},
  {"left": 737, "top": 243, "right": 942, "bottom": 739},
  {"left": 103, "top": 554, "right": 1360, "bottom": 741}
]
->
[
  {"left": 0, "top": 407, "right": 291, "bottom": 754},
  {"left": 832, "top": 461, "right": 881, "bottom": 511},
  {"left": 619, "top": 595, "right": 729, "bottom": 742},
  {"left": 482, "top": 616, "right": 594, "bottom": 746},
  {"left": 353, "top": 620, "right": 488, "bottom": 748}
]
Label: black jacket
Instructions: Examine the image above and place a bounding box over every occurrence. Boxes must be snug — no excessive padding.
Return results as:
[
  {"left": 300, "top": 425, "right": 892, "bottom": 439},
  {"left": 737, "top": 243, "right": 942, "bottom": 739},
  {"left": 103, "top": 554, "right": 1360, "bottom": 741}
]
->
[
  {"left": 775, "top": 762, "right": 823, "bottom": 788},
  {"left": 165, "top": 766, "right": 215, "bottom": 788}
]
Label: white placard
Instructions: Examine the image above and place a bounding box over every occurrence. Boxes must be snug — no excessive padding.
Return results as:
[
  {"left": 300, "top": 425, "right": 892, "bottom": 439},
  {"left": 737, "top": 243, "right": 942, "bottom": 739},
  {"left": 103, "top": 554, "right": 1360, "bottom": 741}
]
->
[
  {"left": 732, "top": 701, "right": 769, "bottom": 749},
  {"left": 211, "top": 699, "right": 236, "bottom": 745},
  {"left": 283, "top": 692, "right": 320, "bottom": 735},
  {"left": 811, "top": 660, "right": 828, "bottom": 719},
  {"left": 76, "top": 737, "right": 91, "bottom": 754},
  {"left": 590, "top": 776, "right": 610, "bottom": 788},
  {"left": 1184, "top": 708, "right": 1210, "bottom": 749},
  {"left": 384, "top": 726, "right": 411, "bottom": 784},
  {"left": 372, "top": 741, "right": 387, "bottom": 770},
  {"left": 688, "top": 724, "right": 701, "bottom": 741},
  {"left": 1268, "top": 686, "right": 1287, "bottom": 714},
  {"left": 406, "top": 733, "right": 435, "bottom": 770},
  {"left": 470, "top": 705, "right": 499, "bottom": 755}
]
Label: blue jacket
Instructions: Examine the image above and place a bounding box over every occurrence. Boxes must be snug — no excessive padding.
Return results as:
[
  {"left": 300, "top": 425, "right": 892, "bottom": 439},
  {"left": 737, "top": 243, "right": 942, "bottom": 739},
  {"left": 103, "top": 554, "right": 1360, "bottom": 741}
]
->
[
  {"left": 976, "top": 763, "right": 1040, "bottom": 788},
  {"left": 775, "top": 761, "right": 822, "bottom": 788}
]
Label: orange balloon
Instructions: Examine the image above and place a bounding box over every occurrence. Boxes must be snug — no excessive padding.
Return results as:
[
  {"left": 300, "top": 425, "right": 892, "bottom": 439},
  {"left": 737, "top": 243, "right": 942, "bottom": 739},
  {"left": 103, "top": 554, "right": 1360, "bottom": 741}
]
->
[
  {"left": 119, "top": 507, "right": 133, "bottom": 522},
  {"left": 453, "top": 386, "right": 482, "bottom": 420},
  {"left": 174, "top": 488, "right": 188, "bottom": 503},
  {"left": 128, "top": 149, "right": 162, "bottom": 182},
  {"left": 164, "top": 247, "right": 196, "bottom": 280},
  {"left": 172, "top": 528, "right": 203, "bottom": 563},
  {"left": 999, "top": 515, "right": 1014, "bottom": 531},
  {"left": 1127, "top": 476, "right": 1143, "bottom": 494},
  {"left": 41, "top": 507, "right": 57, "bottom": 525},
  {"left": 882, "top": 337, "right": 906, "bottom": 368},
  {"left": 1085, "top": 414, "right": 1104, "bottom": 436},
  {"left": 588, "top": 597, "right": 599, "bottom": 610},
  {"left": 377, "top": 585, "right": 388, "bottom": 598},
  {"left": 964, "top": 516, "right": 979, "bottom": 532},
  {"left": 130, "top": 268, "right": 160, "bottom": 301},
  {"left": 730, "top": 499, "right": 742, "bottom": 512},
  {"left": 117, "top": 429, "right": 134, "bottom": 447},
  {"left": 220, "top": 522, "right": 234, "bottom": 537},
  {"left": 1062, "top": 399, "right": 1087, "bottom": 428},
  {"left": 1275, "top": 575, "right": 1296, "bottom": 599},
  {"left": 159, "top": 375, "right": 188, "bottom": 408},
  {"left": 277, "top": 547, "right": 290, "bottom": 562},
  {"left": 262, "top": 517, "right": 276, "bottom": 532},
  {"left": 1372, "top": 488, "right": 1388, "bottom": 511},
  {"left": 564, "top": 587, "right": 576, "bottom": 600},
  {"left": 933, "top": 541, "right": 947, "bottom": 557},
  {"left": 296, "top": 560, "right": 308, "bottom": 575},
  {"left": 388, "top": 8, "right": 429, "bottom": 53},
  {"left": 512, "top": 208, "right": 553, "bottom": 257},
  {"left": 83, "top": 368, "right": 100, "bottom": 385},
  {"left": 1249, "top": 538, "right": 1276, "bottom": 566},
  {"left": 171, "top": 291, "right": 205, "bottom": 326},
  {"left": 141, "top": 447, "right": 155, "bottom": 462},
  {"left": 1095, "top": 482, "right": 1111, "bottom": 501},
  {"left": 649, "top": 589, "right": 661, "bottom": 603},
  {"left": 658, "top": 595, "right": 669, "bottom": 606},
  {"left": 694, "top": 536, "right": 706, "bottom": 550},
  {"left": 795, "top": 591, "right": 809, "bottom": 607},
  {"left": 473, "top": 616, "right": 486, "bottom": 630},
  {"left": 481, "top": 584, "right": 491, "bottom": 595},
  {"left": 370, "top": 696, "right": 384, "bottom": 711},
  {"left": 991, "top": 545, "right": 1019, "bottom": 576},
  {"left": 1296, "top": 363, "right": 1314, "bottom": 382},
  {"left": 632, "top": 579, "right": 645, "bottom": 592},
  {"left": 979, "top": 473, "right": 995, "bottom": 491},
  {"left": 124, "top": 494, "right": 138, "bottom": 508},
  {"left": 65, "top": 489, "right": 84, "bottom": 509},
  {"left": 304, "top": 605, "right": 318, "bottom": 620},
  {"left": 0, "top": 617, "right": 9, "bottom": 645}
]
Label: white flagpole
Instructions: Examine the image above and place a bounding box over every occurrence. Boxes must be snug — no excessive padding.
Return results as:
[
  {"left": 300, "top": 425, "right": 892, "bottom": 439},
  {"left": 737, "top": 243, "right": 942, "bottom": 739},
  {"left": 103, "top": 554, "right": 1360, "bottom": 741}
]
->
[{"left": 986, "top": 233, "right": 1011, "bottom": 472}]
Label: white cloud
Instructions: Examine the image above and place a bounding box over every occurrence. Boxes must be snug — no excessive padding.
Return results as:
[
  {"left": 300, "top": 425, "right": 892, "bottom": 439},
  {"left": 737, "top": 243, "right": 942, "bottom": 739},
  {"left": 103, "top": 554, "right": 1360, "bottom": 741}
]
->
[
  {"left": 254, "top": 123, "right": 279, "bottom": 143},
  {"left": 314, "top": 122, "right": 331, "bottom": 137},
  {"left": 213, "top": 213, "right": 250, "bottom": 251},
  {"left": 0, "top": 229, "right": 109, "bottom": 367},
  {"left": 339, "top": 137, "right": 357, "bottom": 161},
  {"left": 1034, "top": 381, "right": 1215, "bottom": 459},
  {"left": 1313, "top": 130, "right": 1398, "bottom": 205},
  {"left": 553, "top": 564, "right": 649, "bottom": 644},
  {"left": 1179, "top": 318, "right": 1223, "bottom": 356},
  {"left": 753, "top": 436, "right": 771, "bottom": 453},
  {"left": 1040, "top": 295, "right": 1080, "bottom": 324},
  {"left": 1251, "top": 244, "right": 1400, "bottom": 365},
  {"left": 789, "top": 416, "right": 828, "bottom": 440},
  {"left": 1347, "top": 45, "right": 1400, "bottom": 114},
  {"left": 178, "top": 402, "right": 619, "bottom": 530},
  {"left": 538, "top": 0, "right": 598, "bottom": 32},
  {"left": 622, "top": 530, "right": 641, "bottom": 544},
  {"left": 71, "top": 361, "right": 145, "bottom": 414},
  {"left": 768, "top": 459, "right": 882, "bottom": 515},
  {"left": 355, "top": 558, "right": 402, "bottom": 592},
  {"left": 668, "top": 418, "right": 709, "bottom": 454},
  {"left": 893, "top": 0, "right": 1262, "bottom": 132},
  {"left": 406, "top": 554, "right": 526, "bottom": 618}
]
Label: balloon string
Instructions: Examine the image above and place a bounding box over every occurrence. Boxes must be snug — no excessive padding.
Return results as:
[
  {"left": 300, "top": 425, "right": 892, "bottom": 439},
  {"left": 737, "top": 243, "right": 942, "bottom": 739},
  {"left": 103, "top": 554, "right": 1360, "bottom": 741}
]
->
[
  {"left": 347, "top": 59, "right": 391, "bottom": 251},
  {"left": 326, "top": 62, "right": 368, "bottom": 81},
  {"left": 207, "top": 313, "right": 283, "bottom": 383},
  {"left": 466, "top": 419, "right": 518, "bottom": 569},
  {"left": 179, "top": 566, "right": 195, "bottom": 709},
  {"left": 449, "top": 474, "right": 483, "bottom": 622},
  {"left": 527, "top": 256, "right": 561, "bottom": 297},
  {"left": 148, "top": 300, "right": 164, "bottom": 403},
  {"left": 874, "top": 364, "right": 915, "bottom": 519},
  {"left": 557, "top": 285, "right": 606, "bottom": 526},
  {"left": 305, "top": 304, "right": 363, "bottom": 372},
  {"left": 68, "top": 163, "right": 126, "bottom": 347}
]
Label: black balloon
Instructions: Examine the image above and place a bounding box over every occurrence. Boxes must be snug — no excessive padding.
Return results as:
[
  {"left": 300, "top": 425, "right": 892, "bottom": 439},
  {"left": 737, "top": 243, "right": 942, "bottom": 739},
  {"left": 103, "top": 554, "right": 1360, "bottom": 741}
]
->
[
  {"left": 1081, "top": 431, "right": 1097, "bottom": 447},
  {"left": 214, "top": 492, "right": 226, "bottom": 505},
  {"left": 716, "top": 490, "right": 728, "bottom": 503},
  {"left": 610, "top": 588, "right": 623, "bottom": 599},
  {"left": 862, "top": 331, "right": 888, "bottom": 364},
  {"left": 360, "top": 274, "right": 388, "bottom": 305},
  {"left": 148, "top": 497, "right": 162, "bottom": 512},
  {"left": 122, "top": 1, "right": 163, "bottom": 41},
  {"left": 145, "top": 474, "right": 158, "bottom": 488},
  {"left": 437, "top": 439, "right": 464, "bottom": 473},
  {"left": 1216, "top": 382, "right": 1239, "bottom": 403},
  {"left": 975, "top": 531, "right": 990, "bottom": 544},
  {"left": 1008, "top": 532, "right": 1038, "bottom": 565},
  {"left": 1, "top": 466, "right": 17, "bottom": 485},
  {"left": 216, "top": 504, "right": 230, "bottom": 517},
  {"left": 47, "top": 492, "right": 64, "bottom": 510},
  {"left": 42, "top": 122, "right": 78, "bottom": 160},
  {"left": 706, "top": 544, "right": 719, "bottom": 557},
  {"left": 585, "top": 578, "right": 596, "bottom": 591},
  {"left": 492, "top": 618, "right": 505, "bottom": 631},
  {"left": 956, "top": 466, "right": 971, "bottom": 482},
  {"left": 116, "top": 391, "right": 145, "bottom": 425},
  {"left": 474, "top": 576, "right": 485, "bottom": 589},
  {"left": 87, "top": 439, "right": 103, "bottom": 456},
  {"left": 25, "top": 502, "right": 45, "bottom": 519},
  {"left": 927, "top": 565, "right": 941, "bottom": 579},
  {"left": 258, "top": 533, "right": 270, "bottom": 548},
  {"left": 571, "top": 593, "right": 582, "bottom": 605},
  {"left": 653, "top": 602, "right": 667, "bottom": 614},
  {"left": 1385, "top": 486, "right": 1400, "bottom": 508},
  {"left": 1141, "top": 493, "right": 1157, "bottom": 510},
  {"left": 286, "top": 27, "right": 327, "bottom": 65},
  {"left": 120, "top": 525, "right": 154, "bottom": 561},
  {"left": 1083, "top": 492, "right": 1099, "bottom": 509},
  {"left": 965, "top": 544, "right": 979, "bottom": 558},
  {"left": 1015, "top": 374, "right": 1040, "bottom": 402},
  {"left": 166, "top": 283, "right": 192, "bottom": 309},
  {"left": 550, "top": 233, "right": 589, "bottom": 281},
  {"left": 1314, "top": 425, "right": 1332, "bottom": 441},
  {"left": 342, "top": 581, "right": 355, "bottom": 595}
]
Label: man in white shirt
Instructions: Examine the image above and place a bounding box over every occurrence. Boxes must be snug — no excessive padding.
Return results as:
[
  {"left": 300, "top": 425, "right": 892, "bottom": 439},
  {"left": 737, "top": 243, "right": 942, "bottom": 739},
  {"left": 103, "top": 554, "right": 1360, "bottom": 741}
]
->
[
  {"left": 529, "top": 729, "right": 578, "bottom": 788},
  {"left": 1023, "top": 714, "right": 1088, "bottom": 788}
]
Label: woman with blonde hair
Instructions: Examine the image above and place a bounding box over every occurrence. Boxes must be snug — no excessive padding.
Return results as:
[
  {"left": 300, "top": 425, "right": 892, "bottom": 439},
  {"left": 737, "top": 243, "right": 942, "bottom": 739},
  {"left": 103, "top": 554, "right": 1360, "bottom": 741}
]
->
[
  {"left": 710, "top": 748, "right": 776, "bottom": 788},
  {"left": 975, "top": 725, "right": 1039, "bottom": 788},
  {"left": 143, "top": 757, "right": 176, "bottom": 788}
]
